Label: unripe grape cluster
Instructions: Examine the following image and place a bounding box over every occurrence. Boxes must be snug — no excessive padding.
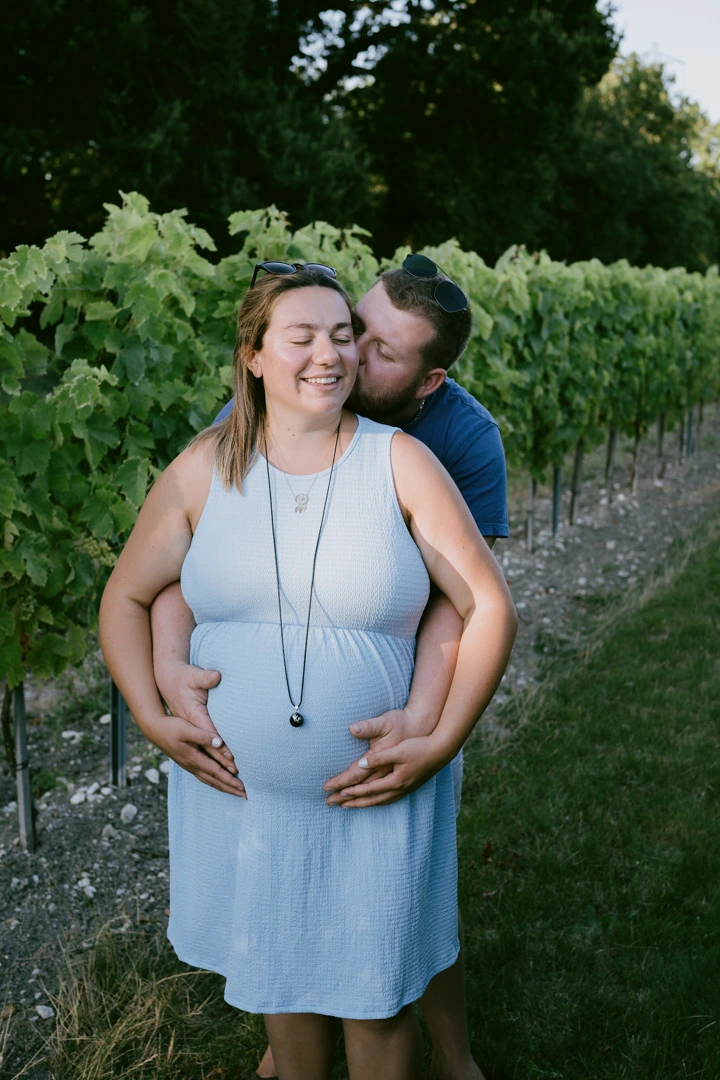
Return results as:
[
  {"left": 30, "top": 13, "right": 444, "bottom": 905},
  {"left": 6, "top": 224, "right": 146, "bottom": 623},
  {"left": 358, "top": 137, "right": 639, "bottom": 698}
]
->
[
  {"left": 16, "top": 595, "right": 37, "bottom": 623},
  {"left": 78, "top": 536, "right": 117, "bottom": 567}
]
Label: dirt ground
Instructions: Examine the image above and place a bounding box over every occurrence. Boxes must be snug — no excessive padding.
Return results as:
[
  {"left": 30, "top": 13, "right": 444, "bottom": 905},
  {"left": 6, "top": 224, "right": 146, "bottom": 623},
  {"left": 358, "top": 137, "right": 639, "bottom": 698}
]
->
[{"left": 2, "top": 415, "right": 719, "bottom": 1077}]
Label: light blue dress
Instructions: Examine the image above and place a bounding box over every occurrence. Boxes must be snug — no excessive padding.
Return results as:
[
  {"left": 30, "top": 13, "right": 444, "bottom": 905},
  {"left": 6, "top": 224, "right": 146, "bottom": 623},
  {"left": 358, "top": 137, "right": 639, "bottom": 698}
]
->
[{"left": 169, "top": 415, "right": 459, "bottom": 1019}]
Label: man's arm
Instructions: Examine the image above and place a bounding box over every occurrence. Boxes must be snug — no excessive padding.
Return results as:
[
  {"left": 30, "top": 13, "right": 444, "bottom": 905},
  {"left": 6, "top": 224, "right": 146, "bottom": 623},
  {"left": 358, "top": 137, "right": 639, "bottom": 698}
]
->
[
  {"left": 324, "top": 539, "right": 497, "bottom": 804},
  {"left": 323, "top": 586, "right": 461, "bottom": 796}
]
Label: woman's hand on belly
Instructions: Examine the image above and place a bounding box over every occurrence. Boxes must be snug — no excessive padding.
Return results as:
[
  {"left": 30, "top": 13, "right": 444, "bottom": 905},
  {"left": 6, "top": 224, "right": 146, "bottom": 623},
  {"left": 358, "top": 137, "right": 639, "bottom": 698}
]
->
[{"left": 144, "top": 713, "right": 247, "bottom": 798}]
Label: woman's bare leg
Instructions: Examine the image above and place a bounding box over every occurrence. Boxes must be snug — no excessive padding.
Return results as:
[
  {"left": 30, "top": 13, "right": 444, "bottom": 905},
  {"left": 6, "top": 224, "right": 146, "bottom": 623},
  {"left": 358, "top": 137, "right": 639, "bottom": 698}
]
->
[
  {"left": 342, "top": 1004, "right": 423, "bottom": 1080},
  {"left": 263, "top": 1013, "right": 336, "bottom": 1080},
  {"left": 420, "top": 913, "right": 485, "bottom": 1080}
]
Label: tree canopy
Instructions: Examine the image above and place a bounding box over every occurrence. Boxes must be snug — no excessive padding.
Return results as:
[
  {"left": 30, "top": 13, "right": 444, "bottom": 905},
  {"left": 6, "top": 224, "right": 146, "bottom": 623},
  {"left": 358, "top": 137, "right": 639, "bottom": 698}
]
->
[{"left": 3, "top": 0, "right": 720, "bottom": 270}]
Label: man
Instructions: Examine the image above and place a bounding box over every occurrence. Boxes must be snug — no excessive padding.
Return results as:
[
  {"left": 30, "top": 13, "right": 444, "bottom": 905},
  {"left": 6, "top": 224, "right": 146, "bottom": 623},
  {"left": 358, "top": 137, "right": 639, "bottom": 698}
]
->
[{"left": 151, "top": 259, "right": 509, "bottom": 1080}]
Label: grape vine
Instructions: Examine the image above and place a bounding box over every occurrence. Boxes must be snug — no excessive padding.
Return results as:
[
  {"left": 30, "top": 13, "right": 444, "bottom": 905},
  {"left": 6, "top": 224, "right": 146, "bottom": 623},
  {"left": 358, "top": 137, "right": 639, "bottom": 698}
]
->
[{"left": 1, "top": 193, "right": 719, "bottom": 687}]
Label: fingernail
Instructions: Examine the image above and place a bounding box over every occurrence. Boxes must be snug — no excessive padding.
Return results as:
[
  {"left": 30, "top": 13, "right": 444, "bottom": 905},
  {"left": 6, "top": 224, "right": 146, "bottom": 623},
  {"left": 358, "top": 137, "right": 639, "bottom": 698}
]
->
[
  {"left": 358, "top": 757, "right": 369, "bottom": 769},
  {"left": 211, "top": 737, "right": 222, "bottom": 748},
  {"left": 351, "top": 723, "right": 363, "bottom": 735}
]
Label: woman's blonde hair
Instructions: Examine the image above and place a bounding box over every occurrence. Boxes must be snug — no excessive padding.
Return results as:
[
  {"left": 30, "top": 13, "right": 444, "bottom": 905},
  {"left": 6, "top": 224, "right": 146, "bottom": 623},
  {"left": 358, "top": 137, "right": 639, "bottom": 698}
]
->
[{"left": 193, "top": 266, "right": 354, "bottom": 490}]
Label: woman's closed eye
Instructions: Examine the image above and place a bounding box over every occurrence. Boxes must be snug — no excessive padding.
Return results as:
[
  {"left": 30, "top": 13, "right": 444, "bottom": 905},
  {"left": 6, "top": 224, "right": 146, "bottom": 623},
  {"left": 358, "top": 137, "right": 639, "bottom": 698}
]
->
[{"left": 290, "top": 336, "right": 353, "bottom": 346}]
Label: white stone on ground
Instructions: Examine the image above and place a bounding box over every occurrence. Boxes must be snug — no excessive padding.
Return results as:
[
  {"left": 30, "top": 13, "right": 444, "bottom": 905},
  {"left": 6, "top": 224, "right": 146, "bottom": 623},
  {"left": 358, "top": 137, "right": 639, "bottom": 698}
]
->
[{"left": 120, "top": 804, "right": 138, "bottom": 824}]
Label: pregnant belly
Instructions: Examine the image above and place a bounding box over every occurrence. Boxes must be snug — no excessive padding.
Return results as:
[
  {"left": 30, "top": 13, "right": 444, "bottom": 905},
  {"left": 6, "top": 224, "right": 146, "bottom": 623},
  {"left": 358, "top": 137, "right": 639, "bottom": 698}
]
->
[{"left": 191, "top": 622, "right": 414, "bottom": 799}]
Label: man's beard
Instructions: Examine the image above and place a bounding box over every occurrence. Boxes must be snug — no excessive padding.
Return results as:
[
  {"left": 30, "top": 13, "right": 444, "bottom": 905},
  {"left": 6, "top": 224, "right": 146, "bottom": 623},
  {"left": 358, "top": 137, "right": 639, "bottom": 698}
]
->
[{"left": 346, "top": 374, "right": 424, "bottom": 424}]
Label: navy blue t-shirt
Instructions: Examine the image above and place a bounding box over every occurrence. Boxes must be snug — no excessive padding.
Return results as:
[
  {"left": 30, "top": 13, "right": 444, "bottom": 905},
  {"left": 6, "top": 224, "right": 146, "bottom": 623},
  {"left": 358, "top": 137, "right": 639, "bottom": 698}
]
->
[{"left": 213, "top": 377, "right": 508, "bottom": 538}]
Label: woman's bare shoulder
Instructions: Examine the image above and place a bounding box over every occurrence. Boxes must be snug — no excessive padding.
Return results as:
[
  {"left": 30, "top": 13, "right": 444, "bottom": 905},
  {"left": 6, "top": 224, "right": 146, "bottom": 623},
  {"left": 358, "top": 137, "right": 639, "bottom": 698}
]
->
[
  {"left": 390, "top": 430, "right": 449, "bottom": 484},
  {"left": 153, "top": 439, "right": 216, "bottom": 520}
]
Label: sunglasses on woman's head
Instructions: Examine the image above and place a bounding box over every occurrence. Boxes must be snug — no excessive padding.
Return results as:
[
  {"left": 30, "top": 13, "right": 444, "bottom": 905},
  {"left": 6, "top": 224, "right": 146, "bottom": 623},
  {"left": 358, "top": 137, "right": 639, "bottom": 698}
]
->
[
  {"left": 250, "top": 261, "right": 338, "bottom": 288},
  {"left": 401, "top": 254, "right": 469, "bottom": 313}
]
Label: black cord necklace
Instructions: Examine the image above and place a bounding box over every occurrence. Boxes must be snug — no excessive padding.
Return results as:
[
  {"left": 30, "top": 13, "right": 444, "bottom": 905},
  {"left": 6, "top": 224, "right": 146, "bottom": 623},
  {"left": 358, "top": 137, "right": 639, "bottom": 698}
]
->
[{"left": 264, "top": 421, "right": 342, "bottom": 727}]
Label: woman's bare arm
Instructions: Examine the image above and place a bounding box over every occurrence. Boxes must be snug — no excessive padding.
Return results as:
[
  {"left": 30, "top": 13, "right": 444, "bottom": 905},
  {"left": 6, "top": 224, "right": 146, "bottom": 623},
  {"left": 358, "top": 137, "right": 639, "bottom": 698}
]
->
[
  {"left": 99, "top": 447, "right": 245, "bottom": 796},
  {"left": 327, "top": 433, "right": 516, "bottom": 806}
]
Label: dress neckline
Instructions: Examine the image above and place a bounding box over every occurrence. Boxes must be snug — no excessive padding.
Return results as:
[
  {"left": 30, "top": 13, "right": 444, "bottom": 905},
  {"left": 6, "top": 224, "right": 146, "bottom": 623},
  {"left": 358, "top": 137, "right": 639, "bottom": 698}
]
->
[{"left": 257, "top": 414, "right": 364, "bottom": 481}]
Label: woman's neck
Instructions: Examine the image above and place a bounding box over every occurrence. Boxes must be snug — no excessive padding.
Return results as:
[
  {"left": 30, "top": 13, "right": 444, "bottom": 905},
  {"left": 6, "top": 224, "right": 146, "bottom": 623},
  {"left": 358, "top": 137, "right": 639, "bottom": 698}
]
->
[{"left": 262, "top": 407, "right": 356, "bottom": 475}]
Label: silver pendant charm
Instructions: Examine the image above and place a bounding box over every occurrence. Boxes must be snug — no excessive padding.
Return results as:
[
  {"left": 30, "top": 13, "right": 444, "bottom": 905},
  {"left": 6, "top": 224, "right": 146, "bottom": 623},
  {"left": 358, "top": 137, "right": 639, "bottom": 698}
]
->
[
  {"left": 294, "top": 494, "right": 309, "bottom": 513},
  {"left": 290, "top": 711, "right": 304, "bottom": 727}
]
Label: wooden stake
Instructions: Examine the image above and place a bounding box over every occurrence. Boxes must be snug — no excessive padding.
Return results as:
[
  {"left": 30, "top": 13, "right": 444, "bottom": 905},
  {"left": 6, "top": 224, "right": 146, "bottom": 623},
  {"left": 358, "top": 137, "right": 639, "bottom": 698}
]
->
[
  {"left": 678, "top": 414, "right": 685, "bottom": 464},
  {"left": 685, "top": 409, "right": 694, "bottom": 458},
  {"left": 656, "top": 413, "right": 665, "bottom": 478},
  {"left": 605, "top": 424, "right": 617, "bottom": 504},
  {"left": 552, "top": 466, "right": 561, "bottom": 536},
  {"left": 14, "top": 684, "right": 36, "bottom": 852},
  {"left": 630, "top": 419, "right": 641, "bottom": 495},
  {"left": 526, "top": 475, "right": 536, "bottom": 553},
  {"left": 110, "top": 679, "right": 127, "bottom": 789},
  {"left": 569, "top": 438, "right": 584, "bottom": 525}
]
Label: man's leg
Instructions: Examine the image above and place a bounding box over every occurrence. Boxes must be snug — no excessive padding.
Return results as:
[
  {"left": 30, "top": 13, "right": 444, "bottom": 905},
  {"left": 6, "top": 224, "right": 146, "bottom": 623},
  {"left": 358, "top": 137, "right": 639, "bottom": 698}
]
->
[{"left": 420, "top": 912, "right": 485, "bottom": 1080}]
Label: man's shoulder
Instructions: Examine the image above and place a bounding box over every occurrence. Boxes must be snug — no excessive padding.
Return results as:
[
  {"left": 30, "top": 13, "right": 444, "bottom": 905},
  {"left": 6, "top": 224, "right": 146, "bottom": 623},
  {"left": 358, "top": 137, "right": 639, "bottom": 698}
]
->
[
  {"left": 433, "top": 378, "right": 500, "bottom": 433},
  {"left": 416, "top": 379, "right": 502, "bottom": 462}
]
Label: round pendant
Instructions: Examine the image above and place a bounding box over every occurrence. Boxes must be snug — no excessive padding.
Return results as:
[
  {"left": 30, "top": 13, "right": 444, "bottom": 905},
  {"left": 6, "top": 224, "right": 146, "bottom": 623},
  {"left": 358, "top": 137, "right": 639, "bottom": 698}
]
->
[{"left": 290, "top": 711, "right": 304, "bottom": 727}]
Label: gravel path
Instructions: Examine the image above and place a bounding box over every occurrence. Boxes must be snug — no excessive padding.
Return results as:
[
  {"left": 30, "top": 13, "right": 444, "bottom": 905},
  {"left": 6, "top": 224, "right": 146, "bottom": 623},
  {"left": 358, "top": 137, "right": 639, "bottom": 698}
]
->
[{"left": 2, "top": 419, "right": 719, "bottom": 1077}]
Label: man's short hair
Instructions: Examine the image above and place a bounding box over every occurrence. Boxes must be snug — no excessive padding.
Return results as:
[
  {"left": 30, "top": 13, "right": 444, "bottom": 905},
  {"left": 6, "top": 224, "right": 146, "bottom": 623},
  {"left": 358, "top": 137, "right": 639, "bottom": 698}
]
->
[{"left": 380, "top": 268, "right": 473, "bottom": 371}]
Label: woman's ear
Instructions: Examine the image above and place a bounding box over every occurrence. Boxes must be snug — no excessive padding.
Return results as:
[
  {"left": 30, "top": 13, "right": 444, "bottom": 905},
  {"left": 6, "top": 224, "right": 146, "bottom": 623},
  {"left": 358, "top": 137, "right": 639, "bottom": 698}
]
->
[{"left": 247, "top": 351, "right": 262, "bottom": 378}]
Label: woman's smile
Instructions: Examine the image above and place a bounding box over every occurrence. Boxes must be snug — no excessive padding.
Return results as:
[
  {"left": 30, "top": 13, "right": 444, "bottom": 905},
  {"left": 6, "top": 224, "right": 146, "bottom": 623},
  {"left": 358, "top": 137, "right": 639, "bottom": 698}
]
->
[{"left": 302, "top": 374, "right": 342, "bottom": 390}]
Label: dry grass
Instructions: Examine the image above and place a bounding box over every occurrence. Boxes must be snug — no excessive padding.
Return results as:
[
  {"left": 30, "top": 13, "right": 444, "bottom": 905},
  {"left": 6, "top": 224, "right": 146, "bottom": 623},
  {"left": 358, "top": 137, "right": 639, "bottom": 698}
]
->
[{"left": 33, "top": 927, "right": 269, "bottom": 1080}]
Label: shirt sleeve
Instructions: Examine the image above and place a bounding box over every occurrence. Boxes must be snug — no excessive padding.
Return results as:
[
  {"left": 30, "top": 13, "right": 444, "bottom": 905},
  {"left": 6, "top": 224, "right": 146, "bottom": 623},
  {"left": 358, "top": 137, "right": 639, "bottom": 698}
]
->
[
  {"left": 213, "top": 397, "right": 234, "bottom": 425},
  {"left": 445, "top": 419, "right": 509, "bottom": 538}
]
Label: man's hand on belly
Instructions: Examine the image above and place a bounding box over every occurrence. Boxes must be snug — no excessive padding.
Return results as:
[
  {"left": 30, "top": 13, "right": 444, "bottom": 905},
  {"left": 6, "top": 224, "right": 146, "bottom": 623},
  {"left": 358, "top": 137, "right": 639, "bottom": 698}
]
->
[
  {"left": 324, "top": 707, "right": 439, "bottom": 807},
  {"left": 154, "top": 659, "right": 241, "bottom": 787}
]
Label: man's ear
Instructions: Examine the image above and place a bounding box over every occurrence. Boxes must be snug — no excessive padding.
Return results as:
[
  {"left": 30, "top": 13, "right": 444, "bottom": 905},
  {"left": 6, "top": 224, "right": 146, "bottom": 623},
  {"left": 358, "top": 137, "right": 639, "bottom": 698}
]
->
[{"left": 415, "top": 367, "right": 447, "bottom": 399}]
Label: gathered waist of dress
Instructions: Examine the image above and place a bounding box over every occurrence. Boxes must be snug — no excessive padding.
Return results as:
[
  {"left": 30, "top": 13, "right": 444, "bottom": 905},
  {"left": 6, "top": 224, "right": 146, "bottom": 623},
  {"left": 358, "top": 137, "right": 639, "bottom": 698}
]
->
[{"left": 191, "top": 618, "right": 419, "bottom": 644}]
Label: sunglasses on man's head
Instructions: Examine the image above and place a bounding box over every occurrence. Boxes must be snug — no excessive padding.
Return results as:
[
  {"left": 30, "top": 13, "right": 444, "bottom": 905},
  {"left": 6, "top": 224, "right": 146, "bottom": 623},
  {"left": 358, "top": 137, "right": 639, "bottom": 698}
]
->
[
  {"left": 250, "top": 261, "right": 338, "bottom": 288},
  {"left": 401, "top": 253, "right": 469, "bottom": 313}
]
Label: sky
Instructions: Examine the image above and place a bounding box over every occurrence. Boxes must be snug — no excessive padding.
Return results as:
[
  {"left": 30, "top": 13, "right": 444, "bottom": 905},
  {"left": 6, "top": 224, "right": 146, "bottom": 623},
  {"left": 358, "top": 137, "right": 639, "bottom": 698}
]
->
[{"left": 607, "top": 0, "right": 720, "bottom": 123}]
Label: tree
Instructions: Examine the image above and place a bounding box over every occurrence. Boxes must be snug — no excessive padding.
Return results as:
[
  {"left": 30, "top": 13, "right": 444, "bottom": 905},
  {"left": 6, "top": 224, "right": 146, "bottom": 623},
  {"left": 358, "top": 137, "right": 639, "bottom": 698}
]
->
[
  {"left": 1, "top": 0, "right": 370, "bottom": 255},
  {"left": 552, "top": 55, "right": 720, "bottom": 271},
  {"left": 326, "top": 0, "right": 619, "bottom": 259}
]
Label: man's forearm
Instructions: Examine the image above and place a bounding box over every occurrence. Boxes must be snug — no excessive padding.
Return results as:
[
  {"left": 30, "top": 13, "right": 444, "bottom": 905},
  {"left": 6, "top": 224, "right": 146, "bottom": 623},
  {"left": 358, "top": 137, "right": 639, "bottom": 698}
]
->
[
  {"left": 151, "top": 581, "right": 196, "bottom": 675},
  {"left": 405, "top": 536, "right": 497, "bottom": 733},
  {"left": 405, "top": 588, "right": 462, "bottom": 734}
]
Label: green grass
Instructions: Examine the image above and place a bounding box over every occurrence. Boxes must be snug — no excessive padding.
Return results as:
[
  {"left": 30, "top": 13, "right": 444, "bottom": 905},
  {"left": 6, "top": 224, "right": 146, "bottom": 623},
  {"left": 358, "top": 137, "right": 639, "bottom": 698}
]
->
[
  {"left": 459, "top": 514, "right": 720, "bottom": 1079},
  {"left": 27, "top": 513, "right": 720, "bottom": 1079}
]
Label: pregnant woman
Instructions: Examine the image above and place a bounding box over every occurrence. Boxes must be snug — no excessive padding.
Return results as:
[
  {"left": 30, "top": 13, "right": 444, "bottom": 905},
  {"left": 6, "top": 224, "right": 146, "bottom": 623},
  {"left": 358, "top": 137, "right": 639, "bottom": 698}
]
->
[{"left": 100, "top": 263, "right": 516, "bottom": 1079}]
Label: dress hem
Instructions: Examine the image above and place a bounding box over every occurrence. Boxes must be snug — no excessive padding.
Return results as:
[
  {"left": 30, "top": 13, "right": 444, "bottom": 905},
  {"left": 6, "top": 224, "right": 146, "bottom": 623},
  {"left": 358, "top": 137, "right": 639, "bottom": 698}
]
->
[{"left": 167, "top": 934, "right": 461, "bottom": 1020}]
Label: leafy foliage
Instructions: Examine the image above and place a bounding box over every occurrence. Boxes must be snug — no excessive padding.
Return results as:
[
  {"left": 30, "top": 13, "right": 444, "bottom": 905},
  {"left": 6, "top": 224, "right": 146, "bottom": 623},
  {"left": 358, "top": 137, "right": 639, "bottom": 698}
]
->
[{"left": 1, "top": 193, "right": 719, "bottom": 685}]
